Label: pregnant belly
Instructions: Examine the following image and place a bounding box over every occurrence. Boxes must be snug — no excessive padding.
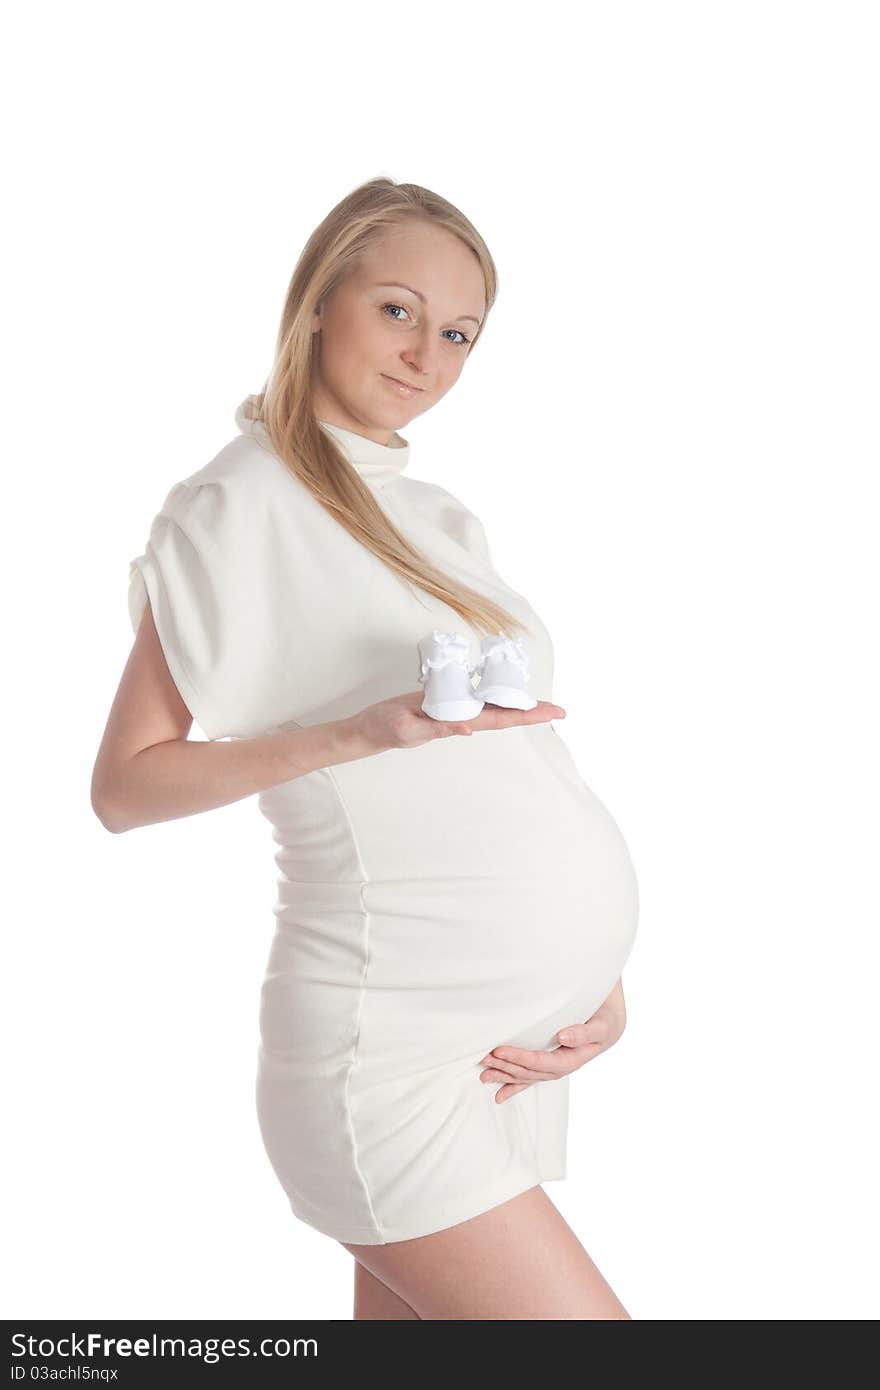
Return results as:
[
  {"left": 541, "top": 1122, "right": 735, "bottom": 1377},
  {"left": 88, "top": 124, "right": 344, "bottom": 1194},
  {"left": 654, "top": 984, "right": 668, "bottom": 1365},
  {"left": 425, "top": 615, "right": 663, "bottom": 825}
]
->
[
  {"left": 260, "top": 834, "right": 639, "bottom": 1084},
  {"left": 360, "top": 801, "right": 638, "bottom": 1061},
  {"left": 260, "top": 728, "right": 639, "bottom": 1067}
]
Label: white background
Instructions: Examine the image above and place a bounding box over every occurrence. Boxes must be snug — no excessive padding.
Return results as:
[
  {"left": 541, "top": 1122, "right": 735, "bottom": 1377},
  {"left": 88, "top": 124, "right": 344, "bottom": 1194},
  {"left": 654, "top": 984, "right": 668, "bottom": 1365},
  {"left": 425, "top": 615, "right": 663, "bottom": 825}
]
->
[{"left": 3, "top": 0, "right": 878, "bottom": 1321}]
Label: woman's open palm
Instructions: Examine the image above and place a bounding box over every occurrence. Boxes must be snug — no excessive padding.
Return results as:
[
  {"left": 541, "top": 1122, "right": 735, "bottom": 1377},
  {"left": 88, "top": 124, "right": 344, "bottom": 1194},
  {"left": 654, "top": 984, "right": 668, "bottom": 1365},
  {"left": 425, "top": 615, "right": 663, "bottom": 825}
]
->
[{"left": 354, "top": 688, "right": 567, "bottom": 753}]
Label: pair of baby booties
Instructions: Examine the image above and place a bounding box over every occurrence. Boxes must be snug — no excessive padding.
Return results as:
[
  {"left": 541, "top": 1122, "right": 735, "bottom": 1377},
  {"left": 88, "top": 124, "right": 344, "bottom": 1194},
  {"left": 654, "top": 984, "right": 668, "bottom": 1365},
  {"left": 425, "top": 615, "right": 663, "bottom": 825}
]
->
[{"left": 417, "top": 629, "right": 537, "bottom": 722}]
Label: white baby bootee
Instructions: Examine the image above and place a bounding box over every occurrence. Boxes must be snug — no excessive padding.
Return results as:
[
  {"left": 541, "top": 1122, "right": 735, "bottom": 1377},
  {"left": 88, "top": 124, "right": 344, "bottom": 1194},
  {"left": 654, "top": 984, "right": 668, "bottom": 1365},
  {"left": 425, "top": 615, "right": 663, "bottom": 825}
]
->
[
  {"left": 417, "top": 629, "right": 485, "bottom": 722},
  {"left": 472, "top": 632, "right": 538, "bottom": 710}
]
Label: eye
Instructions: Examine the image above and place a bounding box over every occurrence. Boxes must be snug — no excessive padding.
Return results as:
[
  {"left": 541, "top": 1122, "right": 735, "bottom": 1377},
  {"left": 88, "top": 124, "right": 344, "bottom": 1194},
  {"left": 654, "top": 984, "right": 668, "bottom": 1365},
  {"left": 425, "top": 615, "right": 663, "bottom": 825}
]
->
[{"left": 381, "top": 303, "right": 472, "bottom": 348}]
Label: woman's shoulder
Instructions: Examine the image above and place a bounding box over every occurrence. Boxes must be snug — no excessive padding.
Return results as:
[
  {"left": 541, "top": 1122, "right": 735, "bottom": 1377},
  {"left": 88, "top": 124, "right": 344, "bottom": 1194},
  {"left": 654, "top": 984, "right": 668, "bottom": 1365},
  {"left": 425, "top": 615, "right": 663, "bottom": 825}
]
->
[
  {"left": 177, "top": 431, "right": 292, "bottom": 495},
  {"left": 152, "top": 432, "right": 321, "bottom": 539}
]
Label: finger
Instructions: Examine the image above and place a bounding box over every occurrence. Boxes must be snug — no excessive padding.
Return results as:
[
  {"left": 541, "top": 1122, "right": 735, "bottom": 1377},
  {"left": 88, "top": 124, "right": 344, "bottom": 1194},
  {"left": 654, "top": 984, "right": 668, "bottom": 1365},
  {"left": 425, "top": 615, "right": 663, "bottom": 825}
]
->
[
  {"left": 480, "top": 1060, "right": 558, "bottom": 1082},
  {"left": 556, "top": 1022, "right": 608, "bottom": 1047},
  {"left": 480, "top": 1065, "right": 549, "bottom": 1084},
  {"left": 475, "top": 702, "right": 566, "bottom": 730},
  {"left": 496, "top": 1082, "right": 531, "bottom": 1104},
  {"left": 485, "top": 1045, "right": 569, "bottom": 1076}
]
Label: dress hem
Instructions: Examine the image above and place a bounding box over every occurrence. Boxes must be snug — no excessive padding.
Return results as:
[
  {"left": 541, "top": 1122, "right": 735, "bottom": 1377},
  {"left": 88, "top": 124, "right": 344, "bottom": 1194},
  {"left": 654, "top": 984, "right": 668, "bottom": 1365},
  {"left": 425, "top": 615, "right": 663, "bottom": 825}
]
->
[{"left": 285, "top": 1163, "right": 567, "bottom": 1246}]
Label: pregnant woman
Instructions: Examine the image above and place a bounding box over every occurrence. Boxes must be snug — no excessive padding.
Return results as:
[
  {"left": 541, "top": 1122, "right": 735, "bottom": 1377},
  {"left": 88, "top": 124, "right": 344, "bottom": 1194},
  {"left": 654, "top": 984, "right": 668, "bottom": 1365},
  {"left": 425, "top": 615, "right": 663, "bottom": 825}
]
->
[{"left": 91, "top": 176, "right": 640, "bottom": 1320}]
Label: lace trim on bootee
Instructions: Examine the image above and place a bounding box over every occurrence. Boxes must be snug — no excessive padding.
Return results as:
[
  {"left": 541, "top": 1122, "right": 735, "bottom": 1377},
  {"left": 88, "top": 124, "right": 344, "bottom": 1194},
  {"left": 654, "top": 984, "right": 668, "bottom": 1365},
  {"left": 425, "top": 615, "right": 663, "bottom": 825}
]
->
[
  {"left": 482, "top": 633, "right": 531, "bottom": 679},
  {"left": 418, "top": 630, "right": 474, "bottom": 682}
]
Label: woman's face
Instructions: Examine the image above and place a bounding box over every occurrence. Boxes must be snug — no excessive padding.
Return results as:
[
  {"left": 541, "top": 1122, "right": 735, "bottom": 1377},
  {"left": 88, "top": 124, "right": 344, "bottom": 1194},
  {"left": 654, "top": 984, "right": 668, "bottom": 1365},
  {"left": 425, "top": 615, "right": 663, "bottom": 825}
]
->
[{"left": 311, "top": 220, "right": 486, "bottom": 444}]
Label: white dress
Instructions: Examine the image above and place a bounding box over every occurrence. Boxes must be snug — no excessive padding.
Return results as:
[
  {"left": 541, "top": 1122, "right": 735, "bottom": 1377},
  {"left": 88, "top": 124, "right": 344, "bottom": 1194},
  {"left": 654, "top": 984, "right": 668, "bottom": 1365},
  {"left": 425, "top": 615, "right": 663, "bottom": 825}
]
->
[{"left": 128, "top": 395, "right": 640, "bottom": 1245}]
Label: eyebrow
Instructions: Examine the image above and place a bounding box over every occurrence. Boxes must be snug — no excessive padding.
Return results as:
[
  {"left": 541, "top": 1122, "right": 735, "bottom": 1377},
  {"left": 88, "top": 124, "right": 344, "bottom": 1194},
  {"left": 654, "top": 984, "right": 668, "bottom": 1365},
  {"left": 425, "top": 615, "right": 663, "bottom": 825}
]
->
[{"left": 371, "top": 281, "right": 483, "bottom": 327}]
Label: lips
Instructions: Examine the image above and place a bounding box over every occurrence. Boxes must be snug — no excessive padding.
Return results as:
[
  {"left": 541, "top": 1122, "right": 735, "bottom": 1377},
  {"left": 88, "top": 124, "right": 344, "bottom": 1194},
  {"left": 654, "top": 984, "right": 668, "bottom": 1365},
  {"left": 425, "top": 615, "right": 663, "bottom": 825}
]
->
[{"left": 383, "top": 374, "right": 424, "bottom": 391}]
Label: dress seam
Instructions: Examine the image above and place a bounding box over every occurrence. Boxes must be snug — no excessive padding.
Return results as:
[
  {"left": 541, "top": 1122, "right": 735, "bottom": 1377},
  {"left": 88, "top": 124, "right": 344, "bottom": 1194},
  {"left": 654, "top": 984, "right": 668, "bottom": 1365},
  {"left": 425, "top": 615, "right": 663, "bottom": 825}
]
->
[{"left": 322, "top": 764, "right": 385, "bottom": 1242}]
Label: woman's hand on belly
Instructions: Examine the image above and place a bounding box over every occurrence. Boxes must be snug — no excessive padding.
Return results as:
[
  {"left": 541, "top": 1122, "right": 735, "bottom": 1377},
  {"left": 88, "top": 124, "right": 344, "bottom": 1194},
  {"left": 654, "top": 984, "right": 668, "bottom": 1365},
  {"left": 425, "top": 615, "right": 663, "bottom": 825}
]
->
[{"left": 476, "top": 979, "right": 628, "bottom": 1103}]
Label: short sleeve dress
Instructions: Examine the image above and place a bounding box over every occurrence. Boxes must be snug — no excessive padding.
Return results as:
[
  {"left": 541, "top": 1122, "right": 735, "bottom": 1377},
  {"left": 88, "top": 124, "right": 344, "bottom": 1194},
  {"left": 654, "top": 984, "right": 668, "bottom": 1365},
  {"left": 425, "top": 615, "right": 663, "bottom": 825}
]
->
[{"left": 128, "top": 395, "right": 640, "bottom": 1246}]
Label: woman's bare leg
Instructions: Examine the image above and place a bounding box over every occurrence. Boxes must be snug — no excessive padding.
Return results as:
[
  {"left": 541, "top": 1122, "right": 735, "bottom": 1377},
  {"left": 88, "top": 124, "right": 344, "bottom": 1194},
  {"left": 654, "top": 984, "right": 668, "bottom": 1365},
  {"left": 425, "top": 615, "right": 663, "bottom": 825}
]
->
[
  {"left": 341, "top": 1184, "right": 631, "bottom": 1320},
  {"left": 352, "top": 1259, "right": 422, "bottom": 1320}
]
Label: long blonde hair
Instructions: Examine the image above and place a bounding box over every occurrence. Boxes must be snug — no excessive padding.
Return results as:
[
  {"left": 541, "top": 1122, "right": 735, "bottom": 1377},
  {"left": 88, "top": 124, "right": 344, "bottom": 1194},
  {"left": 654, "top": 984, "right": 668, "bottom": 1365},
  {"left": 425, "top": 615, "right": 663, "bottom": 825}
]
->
[{"left": 255, "top": 176, "right": 530, "bottom": 641}]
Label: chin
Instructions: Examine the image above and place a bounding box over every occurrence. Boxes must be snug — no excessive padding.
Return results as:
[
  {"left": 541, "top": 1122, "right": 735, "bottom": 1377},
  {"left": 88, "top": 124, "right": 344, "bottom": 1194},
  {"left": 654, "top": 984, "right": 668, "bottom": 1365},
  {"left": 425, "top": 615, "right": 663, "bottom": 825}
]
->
[{"left": 373, "top": 390, "right": 420, "bottom": 421}]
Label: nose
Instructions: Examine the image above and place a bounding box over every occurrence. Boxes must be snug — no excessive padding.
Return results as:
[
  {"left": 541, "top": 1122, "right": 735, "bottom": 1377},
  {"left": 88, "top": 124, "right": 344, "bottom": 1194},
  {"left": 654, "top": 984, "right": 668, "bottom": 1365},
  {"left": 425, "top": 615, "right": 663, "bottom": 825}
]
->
[{"left": 399, "top": 330, "right": 441, "bottom": 382}]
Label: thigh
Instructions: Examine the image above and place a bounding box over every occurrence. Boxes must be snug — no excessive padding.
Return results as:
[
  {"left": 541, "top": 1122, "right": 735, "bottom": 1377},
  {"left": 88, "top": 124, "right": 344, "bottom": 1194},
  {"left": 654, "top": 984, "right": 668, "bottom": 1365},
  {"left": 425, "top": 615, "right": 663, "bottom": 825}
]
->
[
  {"left": 353, "top": 1260, "right": 421, "bottom": 1320},
  {"left": 341, "top": 1184, "right": 632, "bottom": 1320}
]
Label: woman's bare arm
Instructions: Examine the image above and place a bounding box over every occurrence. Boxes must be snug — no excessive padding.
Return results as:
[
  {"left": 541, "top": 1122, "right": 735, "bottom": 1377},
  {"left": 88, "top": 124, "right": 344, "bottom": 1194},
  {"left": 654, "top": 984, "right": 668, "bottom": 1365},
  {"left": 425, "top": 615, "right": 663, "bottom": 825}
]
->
[
  {"left": 92, "top": 602, "right": 564, "bottom": 835},
  {"left": 93, "top": 719, "right": 375, "bottom": 834},
  {"left": 90, "top": 603, "right": 375, "bottom": 833}
]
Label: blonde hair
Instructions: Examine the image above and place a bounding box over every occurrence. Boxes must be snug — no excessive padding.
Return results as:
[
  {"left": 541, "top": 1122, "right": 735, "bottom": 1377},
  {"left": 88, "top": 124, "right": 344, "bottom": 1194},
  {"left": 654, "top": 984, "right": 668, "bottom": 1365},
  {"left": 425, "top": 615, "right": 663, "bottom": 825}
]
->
[{"left": 255, "top": 175, "right": 530, "bottom": 641}]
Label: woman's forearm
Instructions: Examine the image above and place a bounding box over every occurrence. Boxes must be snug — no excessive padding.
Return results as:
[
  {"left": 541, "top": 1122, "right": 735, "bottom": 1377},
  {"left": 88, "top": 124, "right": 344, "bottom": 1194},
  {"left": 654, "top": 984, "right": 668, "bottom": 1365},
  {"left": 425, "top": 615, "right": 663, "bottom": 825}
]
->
[{"left": 94, "top": 717, "right": 373, "bottom": 834}]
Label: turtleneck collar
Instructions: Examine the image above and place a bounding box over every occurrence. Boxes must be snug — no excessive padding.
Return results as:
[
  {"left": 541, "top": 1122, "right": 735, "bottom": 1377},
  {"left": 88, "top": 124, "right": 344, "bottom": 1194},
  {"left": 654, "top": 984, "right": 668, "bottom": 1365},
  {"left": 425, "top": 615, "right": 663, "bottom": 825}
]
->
[{"left": 235, "top": 394, "right": 410, "bottom": 489}]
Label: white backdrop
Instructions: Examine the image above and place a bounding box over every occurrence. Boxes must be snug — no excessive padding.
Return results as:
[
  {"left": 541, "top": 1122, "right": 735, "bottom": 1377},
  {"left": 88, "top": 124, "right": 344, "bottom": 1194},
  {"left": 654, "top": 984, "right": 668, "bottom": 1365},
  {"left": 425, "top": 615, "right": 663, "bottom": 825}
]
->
[{"left": 4, "top": 0, "right": 878, "bottom": 1321}]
